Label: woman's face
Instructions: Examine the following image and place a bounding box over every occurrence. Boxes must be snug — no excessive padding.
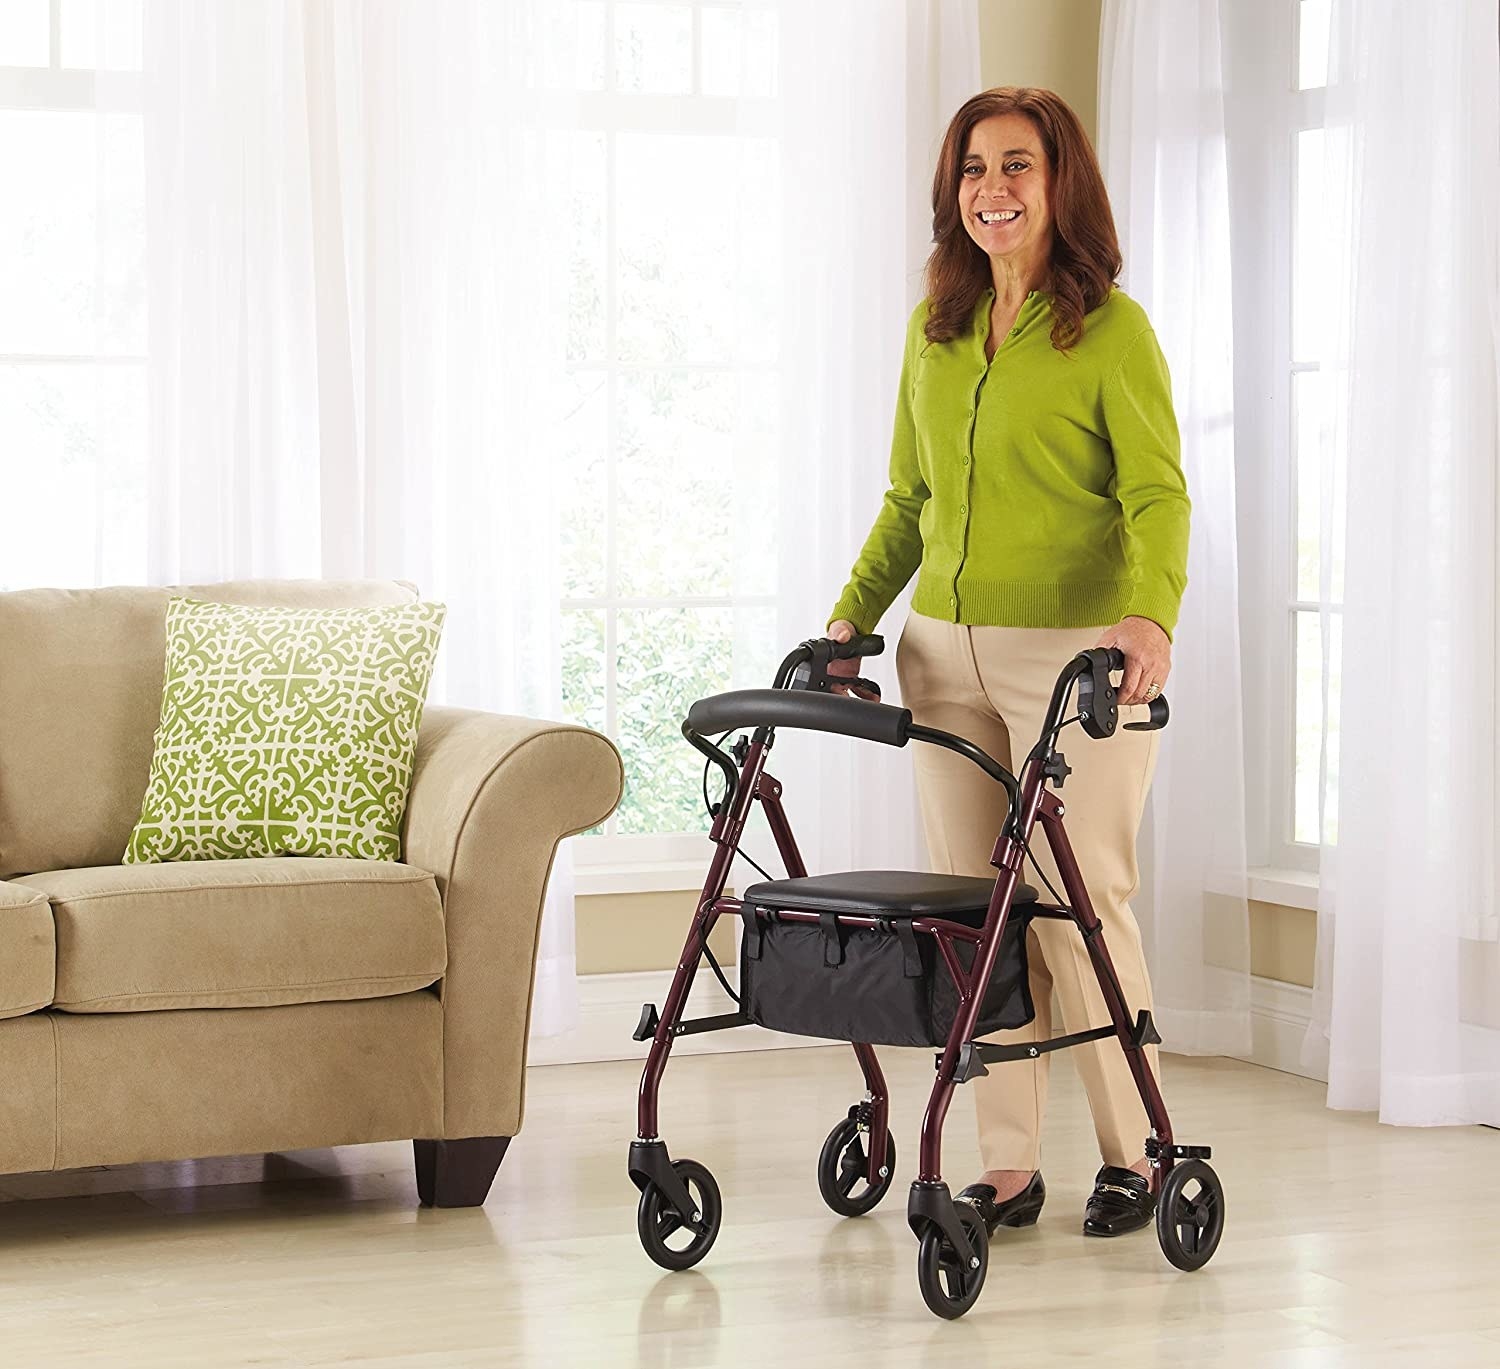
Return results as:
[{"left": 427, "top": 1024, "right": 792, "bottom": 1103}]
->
[{"left": 958, "top": 114, "right": 1053, "bottom": 268}]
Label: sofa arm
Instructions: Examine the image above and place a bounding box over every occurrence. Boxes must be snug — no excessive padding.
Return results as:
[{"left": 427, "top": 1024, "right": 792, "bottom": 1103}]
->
[{"left": 403, "top": 705, "right": 623, "bottom": 1137}]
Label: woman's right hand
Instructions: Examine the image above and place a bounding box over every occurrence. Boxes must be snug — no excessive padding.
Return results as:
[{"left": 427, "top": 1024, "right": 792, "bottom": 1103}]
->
[{"left": 825, "top": 620, "right": 878, "bottom": 699}]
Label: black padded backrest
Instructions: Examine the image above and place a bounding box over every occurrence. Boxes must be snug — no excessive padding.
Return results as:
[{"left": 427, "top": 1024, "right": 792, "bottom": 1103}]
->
[{"left": 685, "top": 689, "right": 912, "bottom": 748}]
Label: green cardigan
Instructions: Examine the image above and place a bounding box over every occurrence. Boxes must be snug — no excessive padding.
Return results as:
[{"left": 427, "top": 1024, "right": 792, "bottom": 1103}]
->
[{"left": 828, "top": 287, "right": 1190, "bottom": 640}]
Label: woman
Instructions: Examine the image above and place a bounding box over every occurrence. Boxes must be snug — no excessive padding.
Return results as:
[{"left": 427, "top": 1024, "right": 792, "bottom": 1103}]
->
[{"left": 825, "top": 87, "right": 1189, "bottom": 1239}]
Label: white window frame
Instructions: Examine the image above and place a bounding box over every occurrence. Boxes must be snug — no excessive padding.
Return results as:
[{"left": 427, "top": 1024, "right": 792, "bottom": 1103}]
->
[
  {"left": 1229, "top": 0, "right": 1333, "bottom": 894},
  {"left": 551, "top": 3, "right": 779, "bottom": 883}
]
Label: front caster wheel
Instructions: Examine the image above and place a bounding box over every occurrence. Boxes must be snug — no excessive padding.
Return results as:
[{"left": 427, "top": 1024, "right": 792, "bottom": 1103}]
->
[
  {"left": 817, "top": 1116, "right": 896, "bottom": 1217},
  {"left": 1155, "top": 1158, "right": 1224, "bottom": 1271},
  {"left": 637, "top": 1158, "right": 722, "bottom": 1271},
  {"left": 916, "top": 1206, "right": 989, "bottom": 1319}
]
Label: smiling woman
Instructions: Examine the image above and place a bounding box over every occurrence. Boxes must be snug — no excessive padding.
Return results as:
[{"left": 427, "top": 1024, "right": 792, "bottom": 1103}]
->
[
  {"left": 825, "top": 84, "right": 1191, "bottom": 1240},
  {"left": 924, "top": 88, "right": 1123, "bottom": 354}
]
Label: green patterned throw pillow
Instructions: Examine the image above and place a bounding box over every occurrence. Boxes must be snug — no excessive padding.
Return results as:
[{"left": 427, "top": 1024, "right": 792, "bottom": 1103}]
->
[{"left": 124, "top": 597, "right": 446, "bottom": 864}]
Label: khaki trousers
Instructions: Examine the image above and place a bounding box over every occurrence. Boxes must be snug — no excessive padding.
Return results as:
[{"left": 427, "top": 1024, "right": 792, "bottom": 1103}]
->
[{"left": 894, "top": 611, "right": 1162, "bottom": 1172}]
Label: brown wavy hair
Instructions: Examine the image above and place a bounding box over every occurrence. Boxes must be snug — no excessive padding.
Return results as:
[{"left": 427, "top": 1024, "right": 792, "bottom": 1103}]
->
[{"left": 924, "top": 87, "right": 1122, "bottom": 352}]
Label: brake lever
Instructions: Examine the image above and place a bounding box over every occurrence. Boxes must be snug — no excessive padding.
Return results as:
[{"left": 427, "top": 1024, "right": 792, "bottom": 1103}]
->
[
  {"left": 829, "top": 676, "right": 882, "bottom": 701},
  {"left": 1124, "top": 696, "right": 1170, "bottom": 731}
]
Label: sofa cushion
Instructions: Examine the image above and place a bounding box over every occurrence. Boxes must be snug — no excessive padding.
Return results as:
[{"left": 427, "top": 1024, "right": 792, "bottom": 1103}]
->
[
  {"left": 0, "top": 880, "right": 55, "bottom": 1020},
  {"left": 0, "top": 578, "right": 419, "bottom": 881},
  {"left": 123, "top": 598, "right": 445, "bottom": 865},
  {"left": 22, "top": 858, "right": 446, "bottom": 1013}
]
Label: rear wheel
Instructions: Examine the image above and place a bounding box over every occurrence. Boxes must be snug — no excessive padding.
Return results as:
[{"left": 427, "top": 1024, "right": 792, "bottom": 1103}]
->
[{"left": 816, "top": 1115, "right": 896, "bottom": 1217}]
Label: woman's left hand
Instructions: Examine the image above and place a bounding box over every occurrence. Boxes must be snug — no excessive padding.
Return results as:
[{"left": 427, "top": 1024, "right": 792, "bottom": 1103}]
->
[{"left": 1094, "top": 616, "right": 1172, "bottom": 706}]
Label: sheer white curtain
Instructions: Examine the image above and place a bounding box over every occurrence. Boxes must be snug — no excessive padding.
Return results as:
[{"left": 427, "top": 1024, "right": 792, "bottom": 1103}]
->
[
  {"left": 137, "top": 0, "right": 978, "bottom": 1033},
  {"left": 141, "top": 0, "right": 580, "bottom": 1034},
  {"left": 741, "top": 0, "right": 979, "bottom": 882},
  {"left": 1302, "top": 0, "right": 1500, "bottom": 1123},
  {"left": 1097, "top": 0, "right": 1252, "bottom": 1056}
]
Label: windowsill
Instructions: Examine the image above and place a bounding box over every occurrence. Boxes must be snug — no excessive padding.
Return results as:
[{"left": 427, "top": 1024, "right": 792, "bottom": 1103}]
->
[
  {"left": 574, "top": 860, "right": 714, "bottom": 897},
  {"left": 1244, "top": 866, "right": 1319, "bottom": 912},
  {"left": 577, "top": 860, "right": 1322, "bottom": 910}
]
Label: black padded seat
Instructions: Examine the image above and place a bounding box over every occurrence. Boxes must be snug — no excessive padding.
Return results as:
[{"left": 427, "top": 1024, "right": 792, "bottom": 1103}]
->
[{"left": 742, "top": 870, "right": 1037, "bottom": 924}]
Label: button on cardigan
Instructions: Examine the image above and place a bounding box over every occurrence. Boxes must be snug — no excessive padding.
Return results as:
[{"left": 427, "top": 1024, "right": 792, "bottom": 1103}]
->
[{"left": 828, "top": 287, "right": 1191, "bottom": 640}]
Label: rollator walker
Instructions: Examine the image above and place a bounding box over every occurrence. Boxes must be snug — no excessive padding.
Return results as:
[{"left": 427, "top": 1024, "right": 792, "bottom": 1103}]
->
[{"left": 626, "top": 632, "right": 1224, "bottom": 1319}]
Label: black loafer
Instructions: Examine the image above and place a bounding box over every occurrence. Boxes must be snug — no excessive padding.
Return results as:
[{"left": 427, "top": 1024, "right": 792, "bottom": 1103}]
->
[
  {"left": 1083, "top": 1165, "right": 1155, "bottom": 1237},
  {"left": 956, "top": 1172, "right": 1046, "bottom": 1236}
]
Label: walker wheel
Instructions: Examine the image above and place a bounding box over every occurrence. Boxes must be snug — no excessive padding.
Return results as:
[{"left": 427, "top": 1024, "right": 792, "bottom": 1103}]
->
[
  {"left": 916, "top": 1206, "right": 989, "bottom": 1319},
  {"left": 1155, "top": 1159, "right": 1224, "bottom": 1271},
  {"left": 817, "top": 1116, "right": 896, "bottom": 1217},
  {"left": 636, "top": 1158, "right": 722, "bottom": 1271}
]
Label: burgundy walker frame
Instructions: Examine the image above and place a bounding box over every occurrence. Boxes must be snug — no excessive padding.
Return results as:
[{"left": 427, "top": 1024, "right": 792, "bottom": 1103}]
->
[{"left": 627, "top": 636, "right": 1218, "bottom": 1311}]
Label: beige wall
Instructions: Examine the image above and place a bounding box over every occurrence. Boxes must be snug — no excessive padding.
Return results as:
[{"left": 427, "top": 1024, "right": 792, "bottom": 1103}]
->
[
  {"left": 1462, "top": 943, "right": 1500, "bottom": 1031},
  {"left": 577, "top": 0, "right": 1319, "bottom": 994},
  {"left": 1250, "top": 901, "right": 1316, "bottom": 988},
  {"left": 575, "top": 889, "right": 735, "bottom": 976},
  {"left": 977, "top": 0, "right": 1103, "bottom": 140}
]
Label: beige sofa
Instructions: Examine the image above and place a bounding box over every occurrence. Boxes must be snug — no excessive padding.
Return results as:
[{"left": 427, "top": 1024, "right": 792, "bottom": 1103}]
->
[{"left": 0, "top": 579, "right": 622, "bottom": 1206}]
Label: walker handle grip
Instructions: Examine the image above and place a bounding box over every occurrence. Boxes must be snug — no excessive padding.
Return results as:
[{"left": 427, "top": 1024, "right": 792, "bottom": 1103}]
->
[
  {"left": 686, "top": 688, "right": 912, "bottom": 748},
  {"left": 829, "top": 634, "right": 884, "bottom": 661},
  {"left": 1101, "top": 646, "right": 1170, "bottom": 729}
]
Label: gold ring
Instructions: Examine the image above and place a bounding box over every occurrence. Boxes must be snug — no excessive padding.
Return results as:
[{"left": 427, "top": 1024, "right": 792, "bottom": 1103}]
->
[{"left": 1144, "top": 682, "right": 1160, "bottom": 700}]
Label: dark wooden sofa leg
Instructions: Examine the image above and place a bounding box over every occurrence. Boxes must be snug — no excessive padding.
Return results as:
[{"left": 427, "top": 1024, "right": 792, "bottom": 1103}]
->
[{"left": 413, "top": 1136, "right": 512, "bottom": 1207}]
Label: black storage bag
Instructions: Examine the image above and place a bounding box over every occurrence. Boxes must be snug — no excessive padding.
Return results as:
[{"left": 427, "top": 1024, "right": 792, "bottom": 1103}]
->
[{"left": 739, "top": 908, "right": 1034, "bottom": 1048}]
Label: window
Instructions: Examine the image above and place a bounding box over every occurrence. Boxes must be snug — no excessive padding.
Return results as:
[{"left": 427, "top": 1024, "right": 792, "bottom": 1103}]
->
[
  {"left": 1229, "top": 0, "right": 1342, "bottom": 875},
  {"left": 0, "top": 0, "right": 146, "bottom": 592},
  {"left": 545, "top": 3, "right": 784, "bottom": 866},
  {"left": 2, "top": 1, "right": 783, "bottom": 875}
]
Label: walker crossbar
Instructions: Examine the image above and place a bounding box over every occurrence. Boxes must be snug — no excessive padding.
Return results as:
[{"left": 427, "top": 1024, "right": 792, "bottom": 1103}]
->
[{"left": 954, "top": 1023, "right": 1120, "bottom": 1071}]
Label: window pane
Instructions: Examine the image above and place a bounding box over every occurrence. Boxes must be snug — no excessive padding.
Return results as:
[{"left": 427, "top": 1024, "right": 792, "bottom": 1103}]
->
[
  {"left": 702, "top": 6, "right": 778, "bottom": 98},
  {"left": 1292, "top": 128, "right": 1330, "bottom": 364},
  {"left": 1297, "top": 0, "right": 1331, "bottom": 91},
  {"left": 560, "top": 129, "right": 606, "bottom": 363},
  {"left": 1294, "top": 370, "right": 1321, "bottom": 601},
  {"left": 561, "top": 607, "right": 608, "bottom": 835},
  {"left": 61, "top": 0, "right": 143, "bottom": 71},
  {"left": 562, "top": 608, "right": 608, "bottom": 734},
  {"left": 0, "top": 361, "right": 147, "bottom": 590},
  {"left": 1323, "top": 612, "right": 1341, "bottom": 845},
  {"left": 1294, "top": 368, "right": 1329, "bottom": 601},
  {"left": 614, "top": 2, "right": 693, "bottom": 95},
  {"left": 726, "top": 603, "right": 779, "bottom": 690},
  {"left": 0, "top": 3, "right": 49, "bottom": 66},
  {"left": 616, "top": 607, "right": 733, "bottom": 835},
  {"left": 557, "top": 370, "right": 608, "bottom": 598},
  {"left": 0, "top": 111, "right": 146, "bottom": 355},
  {"left": 538, "top": 0, "right": 606, "bottom": 92},
  {"left": 615, "top": 132, "right": 780, "bottom": 365},
  {"left": 615, "top": 368, "right": 778, "bottom": 599},
  {"left": 1294, "top": 609, "right": 1341, "bottom": 846},
  {"left": 1293, "top": 369, "right": 1346, "bottom": 606}
]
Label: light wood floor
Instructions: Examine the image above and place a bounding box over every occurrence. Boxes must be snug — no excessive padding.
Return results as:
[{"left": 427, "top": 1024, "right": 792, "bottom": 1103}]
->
[{"left": 1, "top": 1048, "right": 1496, "bottom": 1366}]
